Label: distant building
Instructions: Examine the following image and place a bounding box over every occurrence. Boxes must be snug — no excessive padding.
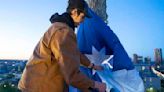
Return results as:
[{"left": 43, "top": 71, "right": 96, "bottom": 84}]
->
[
  {"left": 133, "top": 53, "right": 143, "bottom": 64},
  {"left": 134, "top": 62, "right": 161, "bottom": 90},
  {"left": 0, "top": 63, "right": 8, "bottom": 74},
  {"left": 153, "top": 65, "right": 164, "bottom": 88},
  {"left": 144, "top": 56, "right": 151, "bottom": 64},
  {"left": 133, "top": 54, "right": 138, "bottom": 63},
  {"left": 154, "top": 48, "right": 163, "bottom": 65}
]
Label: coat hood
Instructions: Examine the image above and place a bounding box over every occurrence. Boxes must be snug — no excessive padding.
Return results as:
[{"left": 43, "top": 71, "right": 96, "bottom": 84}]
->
[{"left": 50, "top": 12, "right": 75, "bottom": 30}]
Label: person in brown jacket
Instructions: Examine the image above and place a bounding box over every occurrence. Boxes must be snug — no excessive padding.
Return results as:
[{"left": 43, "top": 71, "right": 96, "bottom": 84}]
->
[{"left": 18, "top": 0, "right": 106, "bottom": 92}]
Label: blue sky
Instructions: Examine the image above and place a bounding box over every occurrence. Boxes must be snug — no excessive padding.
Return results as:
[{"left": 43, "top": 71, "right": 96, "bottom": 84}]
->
[{"left": 0, "top": 0, "right": 164, "bottom": 60}]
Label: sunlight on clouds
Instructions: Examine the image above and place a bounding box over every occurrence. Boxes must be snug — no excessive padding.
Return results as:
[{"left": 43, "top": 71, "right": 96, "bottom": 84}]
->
[
  {"left": 0, "top": 19, "right": 47, "bottom": 59},
  {"left": 0, "top": 37, "right": 34, "bottom": 59},
  {"left": 0, "top": 22, "right": 37, "bottom": 59}
]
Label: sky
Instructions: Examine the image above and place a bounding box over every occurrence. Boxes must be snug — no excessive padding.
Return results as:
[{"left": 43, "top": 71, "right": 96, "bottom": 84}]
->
[{"left": 0, "top": 0, "right": 164, "bottom": 60}]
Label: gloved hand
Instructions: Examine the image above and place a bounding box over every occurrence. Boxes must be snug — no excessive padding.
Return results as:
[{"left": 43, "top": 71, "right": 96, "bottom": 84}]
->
[
  {"left": 88, "top": 63, "right": 103, "bottom": 70},
  {"left": 94, "top": 81, "right": 106, "bottom": 92},
  {"left": 93, "top": 64, "right": 104, "bottom": 70}
]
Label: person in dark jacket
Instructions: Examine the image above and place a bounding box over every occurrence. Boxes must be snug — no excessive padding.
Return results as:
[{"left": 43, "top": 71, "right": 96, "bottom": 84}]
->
[{"left": 18, "top": 0, "right": 106, "bottom": 92}]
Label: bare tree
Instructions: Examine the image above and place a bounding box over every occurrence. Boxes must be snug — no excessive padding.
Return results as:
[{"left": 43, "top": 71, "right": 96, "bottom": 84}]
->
[{"left": 86, "top": 0, "right": 108, "bottom": 23}]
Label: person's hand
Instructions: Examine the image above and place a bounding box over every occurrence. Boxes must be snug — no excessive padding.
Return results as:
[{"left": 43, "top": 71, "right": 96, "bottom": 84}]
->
[
  {"left": 93, "top": 65, "right": 103, "bottom": 70},
  {"left": 94, "top": 81, "right": 106, "bottom": 92},
  {"left": 156, "top": 71, "right": 162, "bottom": 76}
]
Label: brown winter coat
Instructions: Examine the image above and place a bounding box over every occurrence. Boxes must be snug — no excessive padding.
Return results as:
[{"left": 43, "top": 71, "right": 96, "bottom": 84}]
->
[{"left": 18, "top": 22, "right": 94, "bottom": 92}]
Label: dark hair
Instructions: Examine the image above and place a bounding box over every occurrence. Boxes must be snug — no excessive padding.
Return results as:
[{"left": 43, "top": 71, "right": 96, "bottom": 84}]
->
[{"left": 66, "top": 0, "right": 86, "bottom": 16}]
